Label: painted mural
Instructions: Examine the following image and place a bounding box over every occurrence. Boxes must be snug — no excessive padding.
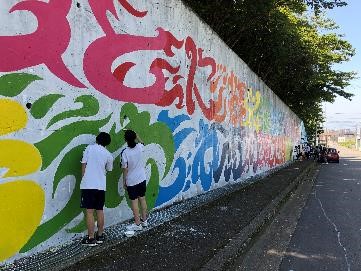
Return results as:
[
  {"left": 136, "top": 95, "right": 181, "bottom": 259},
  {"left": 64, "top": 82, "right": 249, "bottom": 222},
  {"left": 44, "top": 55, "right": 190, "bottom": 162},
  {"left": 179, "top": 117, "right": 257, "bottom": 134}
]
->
[{"left": 0, "top": 0, "right": 304, "bottom": 263}]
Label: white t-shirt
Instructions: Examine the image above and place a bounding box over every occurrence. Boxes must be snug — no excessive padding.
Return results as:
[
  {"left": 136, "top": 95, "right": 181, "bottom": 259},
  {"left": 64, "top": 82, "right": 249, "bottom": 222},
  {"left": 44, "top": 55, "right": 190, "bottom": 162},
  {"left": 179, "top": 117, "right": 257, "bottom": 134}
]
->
[
  {"left": 80, "top": 144, "right": 113, "bottom": 191},
  {"left": 121, "top": 143, "right": 146, "bottom": 187}
]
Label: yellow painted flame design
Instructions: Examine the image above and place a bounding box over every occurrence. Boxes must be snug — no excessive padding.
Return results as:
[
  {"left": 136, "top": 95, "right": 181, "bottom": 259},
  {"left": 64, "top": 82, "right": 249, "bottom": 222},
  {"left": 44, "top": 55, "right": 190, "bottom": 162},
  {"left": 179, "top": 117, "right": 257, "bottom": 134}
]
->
[{"left": 0, "top": 98, "right": 44, "bottom": 261}]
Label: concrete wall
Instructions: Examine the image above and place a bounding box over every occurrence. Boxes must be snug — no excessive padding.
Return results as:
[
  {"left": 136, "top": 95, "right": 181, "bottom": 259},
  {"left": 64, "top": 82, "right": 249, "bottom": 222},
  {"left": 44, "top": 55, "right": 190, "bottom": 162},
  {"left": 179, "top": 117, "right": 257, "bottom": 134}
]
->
[{"left": 0, "top": 0, "right": 304, "bottom": 263}]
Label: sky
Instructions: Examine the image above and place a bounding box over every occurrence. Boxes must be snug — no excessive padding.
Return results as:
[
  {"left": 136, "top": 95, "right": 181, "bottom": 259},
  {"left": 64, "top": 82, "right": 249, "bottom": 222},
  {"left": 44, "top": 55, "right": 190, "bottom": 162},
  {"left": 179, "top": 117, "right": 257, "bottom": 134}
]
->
[{"left": 323, "top": 0, "right": 361, "bottom": 131}]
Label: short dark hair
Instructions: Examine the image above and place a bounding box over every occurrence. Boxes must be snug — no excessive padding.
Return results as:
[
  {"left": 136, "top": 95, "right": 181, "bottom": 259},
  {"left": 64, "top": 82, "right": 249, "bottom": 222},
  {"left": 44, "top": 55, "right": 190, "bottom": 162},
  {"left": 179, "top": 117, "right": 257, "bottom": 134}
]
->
[
  {"left": 124, "top": 129, "right": 137, "bottom": 148},
  {"left": 96, "top": 132, "right": 111, "bottom": 147}
]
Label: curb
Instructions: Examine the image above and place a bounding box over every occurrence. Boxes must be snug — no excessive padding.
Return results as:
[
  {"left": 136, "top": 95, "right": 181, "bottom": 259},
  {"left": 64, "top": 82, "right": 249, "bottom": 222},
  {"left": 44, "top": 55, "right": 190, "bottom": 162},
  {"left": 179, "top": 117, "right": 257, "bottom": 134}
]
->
[{"left": 200, "top": 161, "right": 317, "bottom": 271}]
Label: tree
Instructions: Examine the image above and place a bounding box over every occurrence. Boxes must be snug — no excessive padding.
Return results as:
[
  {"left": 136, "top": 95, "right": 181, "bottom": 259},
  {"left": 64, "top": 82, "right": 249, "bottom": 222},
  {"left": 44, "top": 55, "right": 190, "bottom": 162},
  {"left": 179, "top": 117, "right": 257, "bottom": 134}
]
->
[{"left": 304, "top": 0, "right": 347, "bottom": 12}]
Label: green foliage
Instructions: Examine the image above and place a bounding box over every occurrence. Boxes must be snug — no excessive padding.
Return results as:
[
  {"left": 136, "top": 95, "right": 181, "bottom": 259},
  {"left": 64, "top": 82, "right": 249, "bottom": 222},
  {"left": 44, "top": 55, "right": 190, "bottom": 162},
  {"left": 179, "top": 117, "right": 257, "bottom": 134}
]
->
[
  {"left": 339, "top": 139, "right": 355, "bottom": 149},
  {"left": 303, "top": 0, "right": 347, "bottom": 13},
  {"left": 182, "top": 0, "right": 356, "bottom": 137}
]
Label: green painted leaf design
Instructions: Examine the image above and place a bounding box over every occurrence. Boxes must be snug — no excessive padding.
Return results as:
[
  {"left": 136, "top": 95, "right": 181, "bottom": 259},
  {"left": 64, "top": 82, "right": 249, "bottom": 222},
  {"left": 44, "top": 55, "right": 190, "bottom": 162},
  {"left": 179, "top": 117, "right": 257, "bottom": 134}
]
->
[
  {"left": 114, "top": 103, "right": 174, "bottom": 210},
  {"left": 23, "top": 115, "right": 111, "bottom": 250},
  {"left": 66, "top": 215, "right": 87, "bottom": 233},
  {"left": 21, "top": 116, "right": 112, "bottom": 250},
  {"left": 145, "top": 159, "right": 160, "bottom": 210},
  {"left": 119, "top": 103, "right": 175, "bottom": 179},
  {"left": 0, "top": 73, "right": 41, "bottom": 97},
  {"left": 105, "top": 155, "right": 124, "bottom": 208},
  {"left": 30, "top": 94, "right": 65, "bottom": 119},
  {"left": 21, "top": 145, "right": 86, "bottom": 252},
  {"left": 36, "top": 116, "right": 111, "bottom": 170},
  {"left": 47, "top": 95, "right": 99, "bottom": 128},
  {"left": 22, "top": 102, "right": 174, "bottom": 250}
]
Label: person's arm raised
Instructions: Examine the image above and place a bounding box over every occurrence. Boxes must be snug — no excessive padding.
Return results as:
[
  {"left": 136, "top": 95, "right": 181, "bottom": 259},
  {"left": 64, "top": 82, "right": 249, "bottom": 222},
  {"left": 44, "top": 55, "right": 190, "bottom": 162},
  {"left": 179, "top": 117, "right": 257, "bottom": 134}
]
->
[{"left": 136, "top": 133, "right": 144, "bottom": 145}]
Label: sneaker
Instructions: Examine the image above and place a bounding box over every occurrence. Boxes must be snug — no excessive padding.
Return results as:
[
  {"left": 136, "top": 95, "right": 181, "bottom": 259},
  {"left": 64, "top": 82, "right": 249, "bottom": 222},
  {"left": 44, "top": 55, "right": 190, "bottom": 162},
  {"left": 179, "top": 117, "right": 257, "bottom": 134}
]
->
[
  {"left": 140, "top": 218, "right": 148, "bottom": 227},
  {"left": 81, "top": 236, "right": 97, "bottom": 246},
  {"left": 95, "top": 232, "right": 105, "bottom": 244},
  {"left": 126, "top": 223, "right": 143, "bottom": 231}
]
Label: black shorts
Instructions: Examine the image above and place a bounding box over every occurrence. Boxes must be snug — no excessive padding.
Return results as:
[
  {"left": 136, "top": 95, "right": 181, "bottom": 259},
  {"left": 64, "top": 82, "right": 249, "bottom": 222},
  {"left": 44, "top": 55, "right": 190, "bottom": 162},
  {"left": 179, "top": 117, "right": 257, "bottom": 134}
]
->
[
  {"left": 80, "top": 189, "right": 105, "bottom": 210},
  {"left": 127, "top": 181, "right": 146, "bottom": 200}
]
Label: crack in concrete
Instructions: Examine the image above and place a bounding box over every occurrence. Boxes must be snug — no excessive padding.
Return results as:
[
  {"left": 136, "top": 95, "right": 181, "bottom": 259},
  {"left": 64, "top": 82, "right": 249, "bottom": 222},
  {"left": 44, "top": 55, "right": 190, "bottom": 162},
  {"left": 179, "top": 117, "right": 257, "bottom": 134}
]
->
[{"left": 314, "top": 190, "right": 351, "bottom": 271}]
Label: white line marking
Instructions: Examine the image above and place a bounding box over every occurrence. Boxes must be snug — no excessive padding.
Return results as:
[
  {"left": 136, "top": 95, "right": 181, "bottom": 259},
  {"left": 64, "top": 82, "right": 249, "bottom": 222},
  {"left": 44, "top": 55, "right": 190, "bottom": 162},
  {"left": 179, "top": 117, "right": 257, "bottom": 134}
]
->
[{"left": 314, "top": 189, "right": 351, "bottom": 271}]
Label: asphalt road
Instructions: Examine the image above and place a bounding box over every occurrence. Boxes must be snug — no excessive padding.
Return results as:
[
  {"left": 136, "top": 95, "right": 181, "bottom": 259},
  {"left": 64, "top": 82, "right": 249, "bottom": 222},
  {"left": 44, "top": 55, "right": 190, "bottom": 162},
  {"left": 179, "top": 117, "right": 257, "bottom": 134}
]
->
[{"left": 280, "top": 146, "right": 361, "bottom": 271}]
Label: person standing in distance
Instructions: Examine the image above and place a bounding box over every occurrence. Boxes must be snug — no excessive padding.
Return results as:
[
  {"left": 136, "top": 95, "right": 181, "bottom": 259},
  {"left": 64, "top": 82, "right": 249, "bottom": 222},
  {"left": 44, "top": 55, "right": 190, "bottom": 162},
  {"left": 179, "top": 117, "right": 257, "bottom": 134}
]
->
[
  {"left": 80, "top": 132, "right": 113, "bottom": 246},
  {"left": 121, "top": 129, "right": 148, "bottom": 231}
]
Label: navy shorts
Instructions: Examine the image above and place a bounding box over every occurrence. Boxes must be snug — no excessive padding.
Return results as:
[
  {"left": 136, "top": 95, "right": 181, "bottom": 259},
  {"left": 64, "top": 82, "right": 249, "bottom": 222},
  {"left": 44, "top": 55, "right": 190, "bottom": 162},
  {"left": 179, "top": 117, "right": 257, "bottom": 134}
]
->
[
  {"left": 127, "top": 181, "right": 146, "bottom": 200},
  {"left": 80, "top": 189, "right": 105, "bottom": 210}
]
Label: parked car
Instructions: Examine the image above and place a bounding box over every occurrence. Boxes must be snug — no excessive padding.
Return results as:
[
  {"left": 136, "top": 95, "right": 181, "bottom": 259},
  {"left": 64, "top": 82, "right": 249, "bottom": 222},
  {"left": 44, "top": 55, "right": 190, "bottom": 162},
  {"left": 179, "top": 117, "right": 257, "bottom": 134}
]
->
[{"left": 326, "top": 148, "right": 340, "bottom": 163}]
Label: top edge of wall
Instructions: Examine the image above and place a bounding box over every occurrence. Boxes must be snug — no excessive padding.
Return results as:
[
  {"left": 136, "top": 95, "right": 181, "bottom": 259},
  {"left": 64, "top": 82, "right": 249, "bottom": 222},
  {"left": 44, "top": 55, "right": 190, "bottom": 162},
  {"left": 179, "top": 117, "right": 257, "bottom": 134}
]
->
[{"left": 179, "top": 0, "right": 303, "bottom": 124}]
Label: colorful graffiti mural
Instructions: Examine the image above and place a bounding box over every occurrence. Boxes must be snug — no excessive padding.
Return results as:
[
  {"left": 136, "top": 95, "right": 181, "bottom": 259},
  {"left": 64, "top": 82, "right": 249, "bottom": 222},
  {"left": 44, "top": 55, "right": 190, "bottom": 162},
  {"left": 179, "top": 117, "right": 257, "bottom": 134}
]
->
[
  {"left": 0, "top": 0, "right": 305, "bottom": 263},
  {"left": 0, "top": 79, "right": 45, "bottom": 261}
]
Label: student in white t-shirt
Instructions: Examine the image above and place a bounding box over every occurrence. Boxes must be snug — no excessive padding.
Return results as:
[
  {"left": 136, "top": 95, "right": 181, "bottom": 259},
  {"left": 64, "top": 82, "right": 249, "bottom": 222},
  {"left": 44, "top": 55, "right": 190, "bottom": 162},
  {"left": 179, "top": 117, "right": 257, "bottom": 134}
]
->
[
  {"left": 121, "top": 130, "right": 148, "bottom": 231},
  {"left": 80, "top": 132, "right": 113, "bottom": 246}
]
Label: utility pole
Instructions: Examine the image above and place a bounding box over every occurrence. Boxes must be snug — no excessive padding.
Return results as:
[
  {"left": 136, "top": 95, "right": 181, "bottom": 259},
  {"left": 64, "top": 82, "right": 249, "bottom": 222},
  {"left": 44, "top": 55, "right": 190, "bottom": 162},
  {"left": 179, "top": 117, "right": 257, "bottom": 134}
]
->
[{"left": 356, "top": 124, "right": 360, "bottom": 150}]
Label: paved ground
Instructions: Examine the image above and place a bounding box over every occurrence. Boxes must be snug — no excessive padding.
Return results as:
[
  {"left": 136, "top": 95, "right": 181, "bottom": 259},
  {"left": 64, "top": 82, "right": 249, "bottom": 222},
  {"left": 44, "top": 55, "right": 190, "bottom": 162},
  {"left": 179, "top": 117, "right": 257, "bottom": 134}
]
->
[
  {"left": 65, "top": 161, "right": 313, "bottom": 271},
  {"left": 279, "top": 145, "right": 361, "bottom": 271},
  {"left": 229, "top": 165, "right": 318, "bottom": 271},
  {"left": 1, "top": 160, "right": 314, "bottom": 271}
]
